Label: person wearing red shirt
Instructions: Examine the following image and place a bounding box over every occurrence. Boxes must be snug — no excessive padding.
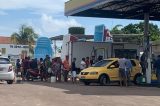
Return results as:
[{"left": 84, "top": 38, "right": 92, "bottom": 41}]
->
[
  {"left": 63, "top": 56, "right": 70, "bottom": 82},
  {"left": 85, "top": 57, "right": 90, "bottom": 68}
]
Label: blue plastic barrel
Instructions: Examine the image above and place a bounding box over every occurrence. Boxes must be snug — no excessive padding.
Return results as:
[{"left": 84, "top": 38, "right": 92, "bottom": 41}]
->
[{"left": 34, "top": 37, "right": 53, "bottom": 60}]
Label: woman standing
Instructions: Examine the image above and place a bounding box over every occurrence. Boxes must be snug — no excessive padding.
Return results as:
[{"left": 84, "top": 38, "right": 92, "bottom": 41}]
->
[
  {"left": 44, "top": 56, "right": 52, "bottom": 80},
  {"left": 80, "top": 58, "right": 86, "bottom": 71},
  {"left": 55, "top": 57, "right": 62, "bottom": 82},
  {"left": 38, "top": 58, "right": 46, "bottom": 81}
]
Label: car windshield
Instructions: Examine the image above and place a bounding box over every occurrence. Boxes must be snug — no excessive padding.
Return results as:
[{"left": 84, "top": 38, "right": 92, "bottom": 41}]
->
[
  {"left": 92, "top": 60, "right": 113, "bottom": 67},
  {"left": 0, "top": 58, "right": 10, "bottom": 64}
]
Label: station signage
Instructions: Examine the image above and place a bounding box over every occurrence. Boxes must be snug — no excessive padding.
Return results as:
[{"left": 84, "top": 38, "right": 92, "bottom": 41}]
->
[
  {"left": 10, "top": 45, "right": 29, "bottom": 49},
  {"left": 65, "top": 0, "right": 96, "bottom": 13}
]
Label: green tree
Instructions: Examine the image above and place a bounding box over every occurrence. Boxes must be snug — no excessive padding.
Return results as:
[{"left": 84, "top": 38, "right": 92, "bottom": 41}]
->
[
  {"left": 111, "top": 22, "right": 160, "bottom": 41},
  {"left": 110, "top": 25, "right": 123, "bottom": 34},
  {"left": 121, "top": 24, "right": 141, "bottom": 34},
  {"left": 11, "top": 24, "right": 38, "bottom": 54}
]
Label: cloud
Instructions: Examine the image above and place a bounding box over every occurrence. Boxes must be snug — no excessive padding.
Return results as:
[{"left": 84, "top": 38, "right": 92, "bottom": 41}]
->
[
  {"left": 0, "top": 0, "right": 68, "bottom": 13},
  {"left": 0, "top": 26, "right": 18, "bottom": 36},
  {"left": 40, "top": 14, "right": 81, "bottom": 35},
  {"left": 0, "top": 0, "right": 83, "bottom": 37},
  {"left": 0, "top": 10, "right": 7, "bottom": 15}
]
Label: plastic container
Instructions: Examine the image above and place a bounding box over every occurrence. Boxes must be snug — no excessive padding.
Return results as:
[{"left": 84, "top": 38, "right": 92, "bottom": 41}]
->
[{"left": 51, "top": 76, "right": 56, "bottom": 83}]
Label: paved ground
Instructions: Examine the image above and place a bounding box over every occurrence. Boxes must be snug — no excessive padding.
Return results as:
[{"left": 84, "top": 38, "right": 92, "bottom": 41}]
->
[{"left": 0, "top": 81, "right": 160, "bottom": 106}]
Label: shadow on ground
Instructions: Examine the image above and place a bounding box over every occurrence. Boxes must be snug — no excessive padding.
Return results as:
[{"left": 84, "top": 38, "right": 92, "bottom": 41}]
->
[{"left": 27, "top": 81, "right": 160, "bottom": 96}]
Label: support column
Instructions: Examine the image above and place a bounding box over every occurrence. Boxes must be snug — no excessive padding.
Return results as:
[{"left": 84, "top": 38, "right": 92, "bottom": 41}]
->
[
  {"left": 53, "top": 40, "right": 57, "bottom": 57},
  {"left": 144, "top": 13, "right": 151, "bottom": 84}
]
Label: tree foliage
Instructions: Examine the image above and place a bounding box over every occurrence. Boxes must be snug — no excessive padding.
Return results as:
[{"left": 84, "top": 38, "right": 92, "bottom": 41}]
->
[
  {"left": 110, "top": 24, "right": 123, "bottom": 34},
  {"left": 11, "top": 24, "right": 38, "bottom": 54},
  {"left": 111, "top": 22, "right": 160, "bottom": 41}
]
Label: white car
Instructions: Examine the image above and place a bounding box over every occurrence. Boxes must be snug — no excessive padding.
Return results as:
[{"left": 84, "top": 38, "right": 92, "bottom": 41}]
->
[{"left": 0, "top": 57, "right": 15, "bottom": 84}]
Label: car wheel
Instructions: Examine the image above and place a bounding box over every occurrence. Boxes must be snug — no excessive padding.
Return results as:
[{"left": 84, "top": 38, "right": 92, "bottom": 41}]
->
[
  {"left": 99, "top": 75, "right": 109, "bottom": 86},
  {"left": 84, "top": 82, "right": 90, "bottom": 86},
  {"left": 134, "top": 74, "right": 142, "bottom": 85},
  {"left": 7, "top": 80, "right": 14, "bottom": 84}
]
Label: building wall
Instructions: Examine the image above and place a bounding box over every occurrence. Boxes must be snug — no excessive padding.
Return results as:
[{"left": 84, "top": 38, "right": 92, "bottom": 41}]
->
[{"left": 0, "top": 44, "right": 29, "bottom": 60}]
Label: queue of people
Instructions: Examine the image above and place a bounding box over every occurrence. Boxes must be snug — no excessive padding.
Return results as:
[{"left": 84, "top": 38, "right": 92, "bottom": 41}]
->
[
  {"left": 15, "top": 54, "right": 160, "bottom": 87},
  {"left": 15, "top": 55, "right": 102, "bottom": 83}
]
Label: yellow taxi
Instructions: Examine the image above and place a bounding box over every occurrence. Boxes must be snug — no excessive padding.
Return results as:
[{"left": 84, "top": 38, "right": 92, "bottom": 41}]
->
[{"left": 79, "top": 58, "right": 142, "bottom": 85}]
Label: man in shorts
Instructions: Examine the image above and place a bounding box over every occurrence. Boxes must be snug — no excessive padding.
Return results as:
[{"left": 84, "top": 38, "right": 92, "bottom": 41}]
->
[
  {"left": 118, "top": 57, "right": 127, "bottom": 86},
  {"left": 125, "top": 58, "right": 133, "bottom": 86},
  {"left": 63, "top": 55, "right": 70, "bottom": 82},
  {"left": 71, "top": 58, "right": 77, "bottom": 83}
]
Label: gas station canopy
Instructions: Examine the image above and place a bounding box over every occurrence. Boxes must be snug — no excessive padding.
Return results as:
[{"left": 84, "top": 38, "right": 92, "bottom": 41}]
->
[
  {"left": 65, "top": 0, "right": 160, "bottom": 21},
  {"left": 65, "top": 0, "right": 160, "bottom": 83}
]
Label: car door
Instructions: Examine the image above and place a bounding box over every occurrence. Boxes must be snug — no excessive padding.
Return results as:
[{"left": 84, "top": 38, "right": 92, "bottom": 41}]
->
[
  {"left": 130, "top": 60, "right": 137, "bottom": 79},
  {"left": 0, "top": 58, "right": 10, "bottom": 74},
  {"left": 106, "top": 61, "right": 119, "bottom": 81}
]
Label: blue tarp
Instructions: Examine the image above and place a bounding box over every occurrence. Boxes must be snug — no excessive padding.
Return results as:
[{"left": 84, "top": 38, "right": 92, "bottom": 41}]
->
[{"left": 34, "top": 37, "right": 53, "bottom": 60}]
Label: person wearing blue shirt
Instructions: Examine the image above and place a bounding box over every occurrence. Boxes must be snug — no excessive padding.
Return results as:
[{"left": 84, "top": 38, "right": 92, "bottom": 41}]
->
[
  {"left": 154, "top": 55, "right": 160, "bottom": 87},
  {"left": 16, "top": 59, "right": 21, "bottom": 74},
  {"left": 125, "top": 58, "right": 133, "bottom": 86}
]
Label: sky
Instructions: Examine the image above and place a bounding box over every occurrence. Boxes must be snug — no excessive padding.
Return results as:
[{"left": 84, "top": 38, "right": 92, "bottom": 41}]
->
[{"left": 0, "top": 0, "right": 160, "bottom": 38}]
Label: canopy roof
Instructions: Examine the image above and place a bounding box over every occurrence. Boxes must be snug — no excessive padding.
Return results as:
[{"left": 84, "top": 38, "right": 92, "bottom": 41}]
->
[{"left": 65, "top": 0, "right": 160, "bottom": 21}]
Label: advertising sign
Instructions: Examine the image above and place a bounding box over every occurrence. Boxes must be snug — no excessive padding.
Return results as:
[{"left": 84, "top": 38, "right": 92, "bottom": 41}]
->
[
  {"left": 94, "top": 25, "right": 105, "bottom": 42},
  {"left": 94, "top": 25, "right": 113, "bottom": 42}
]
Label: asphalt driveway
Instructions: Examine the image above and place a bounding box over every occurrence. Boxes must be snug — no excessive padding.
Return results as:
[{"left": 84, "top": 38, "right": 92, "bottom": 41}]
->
[{"left": 0, "top": 81, "right": 160, "bottom": 106}]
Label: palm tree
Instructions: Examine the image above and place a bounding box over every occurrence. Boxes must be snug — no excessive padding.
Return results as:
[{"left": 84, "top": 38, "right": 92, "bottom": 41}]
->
[{"left": 11, "top": 24, "right": 38, "bottom": 55}]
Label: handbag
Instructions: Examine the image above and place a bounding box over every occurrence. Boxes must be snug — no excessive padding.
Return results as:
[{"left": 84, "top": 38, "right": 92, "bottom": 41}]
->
[{"left": 48, "top": 68, "right": 52, "bottom": 73}]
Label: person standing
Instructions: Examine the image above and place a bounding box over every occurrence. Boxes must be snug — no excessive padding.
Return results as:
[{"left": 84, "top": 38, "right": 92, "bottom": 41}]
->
[
  {"left": 85, "top": 57, "right": 90, "bottom": 68},
  {"left": 63, "top": 56, "right": 70, "bottom": 82},
  {"left": 125, "top": 58, "right": 133, "bottom": 86},
  {"left": 154, "top": 55, "right": 160, "bottom": 87},
  {"left": 44, "top": 56, "right": 52, "bottom": 80},
  {"left": 30, "top": 58, "right": 38, "bottom": 70},
  {"left": 152, "top": 54, "right": 156, "bottom": 70},
  {"left": 118, "top": 57, "right": 127, "bottom": 86},
  {"left": 136, "top": 56, "right": 139, "bottom": 61},
  {"left": 90, "top": 56, "right": 96, "bottom": 66},
  {"left": 51, "top": 58, "right": 56, "bottom": 75},
  {"left": 39, "top": 58, "right": 45, "bottom": 81},
  {"left": 98, "top": 55, "right": 103, "bottom": 61},
  {"left": 55, "top": 58, "right": 62, "bottom": 82},
  {"left": 80, "top": 58, "right": 86, "bottom": 71},
  {"left": 140, "top": 53, "right": 146, "bottom": 75},
  {"left": 16, "top": 59, "right": 21, "bottom": 74},
  {"left": 22, "top": 57, "right": 30, "bottom": 80},
  {"left": 71, "top": 58, "right": 77, "bottom": 83}
]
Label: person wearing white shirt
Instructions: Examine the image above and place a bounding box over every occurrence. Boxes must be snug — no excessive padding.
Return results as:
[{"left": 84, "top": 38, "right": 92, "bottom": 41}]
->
[
  {"left": 80, "top": 58, "right": 86, "bottom": 71},
  {"left": 118, "top": 57, "right": 127, "bottom": 86}
]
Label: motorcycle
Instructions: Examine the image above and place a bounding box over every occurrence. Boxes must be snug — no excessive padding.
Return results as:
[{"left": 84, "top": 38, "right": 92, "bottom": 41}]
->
[{"left": 25, "top": 69, "right": 46, "bottom": 81}]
